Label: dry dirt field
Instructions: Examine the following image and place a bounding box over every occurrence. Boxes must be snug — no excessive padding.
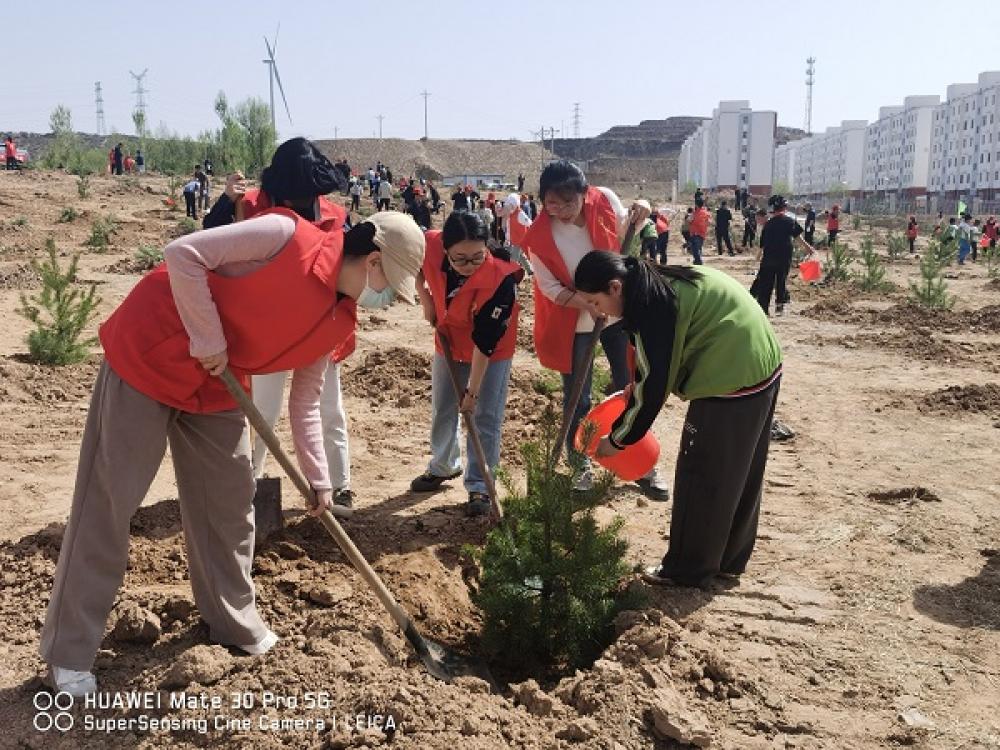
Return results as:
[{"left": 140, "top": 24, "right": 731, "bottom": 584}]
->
[{"left": 0, "top": 170, "right": 998, "bottom": 749}]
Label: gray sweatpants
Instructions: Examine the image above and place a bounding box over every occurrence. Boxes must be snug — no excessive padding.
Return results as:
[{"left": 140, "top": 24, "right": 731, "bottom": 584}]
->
[
  {"left": 660, "top": 377, "right": 780, "bottom": 587},
  {"left": 39, "top": 362, "right": 268, "bottom": 671}
]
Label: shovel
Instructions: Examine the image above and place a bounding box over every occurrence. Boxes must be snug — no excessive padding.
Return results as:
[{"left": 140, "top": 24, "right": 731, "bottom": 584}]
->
[
  {"left": 219, "top": 368, "right": 492, "bottom": 685},
  {"left": 436, "top": 331, "right": 503, "bottom": 523}
]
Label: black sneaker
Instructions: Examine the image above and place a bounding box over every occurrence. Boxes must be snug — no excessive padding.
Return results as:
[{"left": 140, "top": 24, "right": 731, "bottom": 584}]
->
[
  {"left": 465, "top": 492, "right": 491, "bottom": 517},
  {"left": 333, "top": 488, "right": 354, "bottom": 509},
  {"left": 410, "top": 470, "right": 462, "bottom": 492}
]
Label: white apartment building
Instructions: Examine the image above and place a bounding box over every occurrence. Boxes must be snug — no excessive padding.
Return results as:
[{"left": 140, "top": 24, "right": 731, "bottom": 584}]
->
[
  {"left": 862, "top": 96, "right": 939, "bottom": 199},
  {"left": 773, "top": 142, "right": 796, "bottom": 193},
  {"left": 783, "top": 120, "right": 867, "bottom": 197},
  {"left": 928, "top": 71, "right": 1000, "bottom": 202},
  {"left": 679, "top": 101, "right": 776, "bottom": 193}
]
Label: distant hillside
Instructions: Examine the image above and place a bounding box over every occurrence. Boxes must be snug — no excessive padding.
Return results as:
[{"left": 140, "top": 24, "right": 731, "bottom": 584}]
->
[{"left": 313, "top": 138, "right": 555, "bottom": 188}]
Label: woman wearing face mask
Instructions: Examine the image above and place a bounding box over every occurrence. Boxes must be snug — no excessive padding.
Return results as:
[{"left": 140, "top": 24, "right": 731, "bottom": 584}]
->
[
  {"left": 521, "top": 160, "right": 669, "bottom": 500},
  {"left": 410, "top": 211, "right": 523, "bottom": 516},
  {"left": 39, "top": 137, "right": 425, "bottom": 697},
  {"left": 573, "top": 251, "right": 782, "bottom": 589},
  {"left": 203, "top": 138, "right": 381, "bottom": 511}
]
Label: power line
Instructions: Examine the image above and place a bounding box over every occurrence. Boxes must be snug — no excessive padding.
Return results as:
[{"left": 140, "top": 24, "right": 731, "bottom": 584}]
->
[
  {"left": 420, "top": 90, "right": 431, "bottom": 140},
  {"left": 95, "top": 81, "right": 105, "bottom": 136}
]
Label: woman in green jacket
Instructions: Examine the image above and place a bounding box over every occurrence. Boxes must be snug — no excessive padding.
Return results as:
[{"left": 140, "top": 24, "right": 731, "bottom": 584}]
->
[{"left": 573, "top": 251, "right": 783, "bottom": 588}]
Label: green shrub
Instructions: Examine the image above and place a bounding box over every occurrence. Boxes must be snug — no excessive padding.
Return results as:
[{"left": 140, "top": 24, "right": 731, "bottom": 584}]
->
[
  {"left": 77, "top": 175, "right": 90, "bottom": 199},
  {"left": 11, "top": 216, "right": 28, "bottom": 228},
  {"left": 85, "top": 215, "right": 118, "bottom": 251},
  {"left": 851, "top": 214, "right": 862, "bottom": 230},
  {"left": 469, "top": 407, "right": 639, "bottom": 675},
  {"left": 909, "top": 246, "right": 955, "bottom": 310},
  {"left": 57, "top": 207, "right": 80, "bottom": 224},
  {"left": 16, "top": 238, "right": 101, "bottom": 365},
  {"left": 174, "top": 217, "right": 198, "bottom": 237},
  {"left": 532, "top": 370, "right": 561, "bottom": 397},
  {"left": 855, "top": 236, "right": 892, "bottom": 292},
  {"left": 931, "top": 239, "right": 956, "bottom": 267},
  {"left": 983, "top": 243, "right": 1000, "bottom": 279},
  {"left": 825, "top": 242, "right": 854, "bottom": 283},
  {"left": 886, "top": 232, "right": 908, "bottom": 261},
  {"left": 133, "top": 244, "right": 164, "bottom": 270}
]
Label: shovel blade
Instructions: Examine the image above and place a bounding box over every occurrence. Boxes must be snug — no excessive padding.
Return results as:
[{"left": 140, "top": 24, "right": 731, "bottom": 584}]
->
[
  {"left": 253, "top": 477, "right": 283, "bottom": 546},
  {"left": 404, "top": 622, "right": 497, "bottom": 688}
]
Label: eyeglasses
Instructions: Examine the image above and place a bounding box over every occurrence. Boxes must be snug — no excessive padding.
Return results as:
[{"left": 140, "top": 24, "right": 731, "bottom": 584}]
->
[{"left": 448, "top": 252, "right": 486, "bottom": 267}]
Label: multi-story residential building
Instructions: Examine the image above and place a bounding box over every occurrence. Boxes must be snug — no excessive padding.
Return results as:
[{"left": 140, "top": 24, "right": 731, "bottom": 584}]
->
[
  {"left": 928, "top": 71, "right": 1000, "bottom": 203},
  {"left": 679, "top": 101, "right": 776, "bottom": 194},
  {"left": 781, "top": 120, "right": 867, "bottom": 198},
  {"left": 773, "top": 142, "right": 796, "bottom": 194},
  {"left": 862, "top": 96, "right": 939, "bottom": 203}
]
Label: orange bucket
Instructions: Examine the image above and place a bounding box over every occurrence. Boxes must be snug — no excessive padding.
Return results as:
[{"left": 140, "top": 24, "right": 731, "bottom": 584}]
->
[
  {"left": 574, "top": 393, "right": 660, "bottom": 481},
  {"left": 799, "top": 259, "right": 821, "bottom": 282}
]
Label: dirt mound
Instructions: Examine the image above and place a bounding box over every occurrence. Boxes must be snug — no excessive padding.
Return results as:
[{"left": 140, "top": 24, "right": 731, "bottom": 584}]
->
[
  {"left": 985, "top": 278, "right": 1000, "bottom": 292},
  {"left": 805, "top": 299, "right": 1000, "bottom": 335},
  {"left": 0, "top": 355, "right": 100, "bottom": 404},
  {"left": 867, "top": 487, "right": 941, "bottom": 504},
  {"left": 920, "top": 383, "right": 1000, "bottom": 417},
  {"left": 0, "top": 263, "right": 40, "bottom": 289},
  {"left": 341, "top": 347, "right": 431, "bottom": 405},
  {"left": 816, "top": 330, "right": 1000, "bottom": 371}
]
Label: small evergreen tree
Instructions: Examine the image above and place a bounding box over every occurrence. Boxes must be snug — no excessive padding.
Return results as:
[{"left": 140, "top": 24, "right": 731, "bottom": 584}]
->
[
  {"left": 17, "top": 239, "right": 101, "bottom": 365},
  {"left": 855, "top": 236, "right": 892, "bottom": 292},
  {"left": 930, "top": 238, "right": 956, "bottom": 267},
  {"left": 885, "top": 232, "right": 907, "bottom": 261},
  {"left": 77, "top": 175, "right": 90, "bottom": 199},
  {"left": 909, "top": 248, "right": 955, "bottom": 310},
  {"left": 983, "top": 243, "right": 1000, "bottom": 279},
  {"left": 471, "top": 407, "right": 639, "bottom": 676},
  {"left": 825, "top": 241, "right": 854, "bottom": 283}
]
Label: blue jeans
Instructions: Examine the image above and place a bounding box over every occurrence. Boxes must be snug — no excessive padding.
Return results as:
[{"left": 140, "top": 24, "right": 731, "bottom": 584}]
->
[
  {"left": 958, "top": 240, "right": 972, "bottom": 264},
  {"left": 427, "top": 353, "right": 512, "bottom": 494},
  {"left": 562, "top": 322, "right": 631, "bottom": 459},
  {"left": 689, "top": 235, "right": 705, "bottom": 265}
]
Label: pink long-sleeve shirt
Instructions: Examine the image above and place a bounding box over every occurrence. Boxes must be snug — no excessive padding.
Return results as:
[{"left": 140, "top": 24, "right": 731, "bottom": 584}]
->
[{"left": 163, "top": 214, "right": 334, "bottom": 489}]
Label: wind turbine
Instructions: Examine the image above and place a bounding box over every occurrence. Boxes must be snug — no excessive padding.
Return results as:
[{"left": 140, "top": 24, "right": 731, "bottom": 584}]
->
[{"left": 263, "top": 25, "right": 292, "bottom": 135}]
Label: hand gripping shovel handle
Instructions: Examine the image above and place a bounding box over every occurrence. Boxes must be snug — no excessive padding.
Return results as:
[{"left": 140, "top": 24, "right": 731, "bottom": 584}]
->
[
  {"left": 218, "top": 369, "right": 429, "bottom": 662},
  {"left": 436, "top": 331, "right": 503, "bottom": 523}
]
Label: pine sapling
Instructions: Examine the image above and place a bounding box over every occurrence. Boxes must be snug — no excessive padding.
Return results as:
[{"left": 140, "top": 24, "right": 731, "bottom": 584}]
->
[
  {"left": 470, "top": 406, "right": 639, "bottom": 676},
  {"left": 855, "top": 236, "right": 892, "bottom": 292},
  {"left": 17, "top": 238, "right": 101, "bottom": 365},
  {"left": 825, "top": 241, "right": 854, "bottom": 283},
  {"left": 77, "top": 175, "right": 90, "bottom": 199},
  {"left": 909, "top": 251, "right": 955, "bottom": 310},
  {"left": 983, "top": 243, "right": 1000, "bottom": 279},
  {"left": 885, "top": 232, "right": 907, "bottom": 261}
]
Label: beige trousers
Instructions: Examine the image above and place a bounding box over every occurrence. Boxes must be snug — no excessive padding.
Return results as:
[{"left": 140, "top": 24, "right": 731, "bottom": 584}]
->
[{"left": 39, "top": 362, "right": 268, "bottom": 671}]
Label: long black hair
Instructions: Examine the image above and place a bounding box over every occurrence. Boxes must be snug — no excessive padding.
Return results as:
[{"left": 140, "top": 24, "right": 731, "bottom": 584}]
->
[
  {"left": 574, "top": 251, "right": 699, "bottom": 324},
  {"left": 260, "top": 137, "right": 347, "bottom": 206}
]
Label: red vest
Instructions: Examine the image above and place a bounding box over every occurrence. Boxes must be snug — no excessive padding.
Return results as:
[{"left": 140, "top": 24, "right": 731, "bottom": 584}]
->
[
  {"left": 423, "top": 231, "right": 523, "bottom": 363},
  {"left": 99, "top": 208, "right": 357, "bottom": 413},
  {"left": 238, "top": 189, "right": 354, "bottom": 363},
  {"left": 522, "top": 186, "right": 619, "bottom": 373},
  {"left": 655, "top": 215, "right": 669, "bottom": 235}
]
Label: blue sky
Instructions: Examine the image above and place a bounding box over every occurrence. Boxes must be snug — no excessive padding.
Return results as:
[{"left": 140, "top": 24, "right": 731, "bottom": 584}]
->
[{"left": 3, "top": 1, "right": 997, "bottom": 142}]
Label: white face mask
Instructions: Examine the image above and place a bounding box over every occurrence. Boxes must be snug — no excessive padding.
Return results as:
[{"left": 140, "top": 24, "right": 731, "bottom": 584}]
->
[{"left": 357, "top": 267, "right": 395, "bottom": 309}]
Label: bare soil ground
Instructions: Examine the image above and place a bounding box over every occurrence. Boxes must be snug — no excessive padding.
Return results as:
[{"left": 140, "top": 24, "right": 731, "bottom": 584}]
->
[{"left": 0, "top": 170, "right": 998, "bottom": 749}]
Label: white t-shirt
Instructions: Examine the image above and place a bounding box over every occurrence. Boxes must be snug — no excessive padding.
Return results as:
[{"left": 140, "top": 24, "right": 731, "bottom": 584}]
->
[{"left": 532, "top": 186, "right": 628, "bottom": 332}]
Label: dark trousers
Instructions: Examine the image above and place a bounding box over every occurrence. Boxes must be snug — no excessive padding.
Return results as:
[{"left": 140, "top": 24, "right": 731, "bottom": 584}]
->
[
  {"left": 114, "top": 161, "right": 123, "bottom": 176},
  {"left": 5, "top": 156, "right": 17, "bottom": 170},
  {"left": 716, "top": 229, "right": 734, "bottom": 255},
  {"left": 689, "top": 235, "right": 705, "bottom": 265},
  {"left": 660, "top": 377, "right": 780, "bottom": 586},
  {"left": 828, "top": 229, "right": 839, "bottom": 245},
  {"left": 681, "top": 229, "right": 691, "bottom": 252},
  {"left": 378, "top": 198, "right": 390, "bottom": 211},
  {"left": 908, "top": 237, "right": 916, "bottom": 254},
  {"left": 654, "top": 232, "right": 669, "bottom": 263},
  {"left": 351, "top": 194, "right": 361, "bottom": 211},
  {"left": 562, "top": 322, "right": 630, "bottom": 458},
  {"left": 742, "top": 225, "right": 756, "bottom": 248},
  {"left": 184, "top": 192, "right": 198, "bottom": 218},
  {"left": 753, "top": 261, "right": 789, "bottom": 314},
  {"left": 804, "top": 229, "right": 815, "bottom": 246}
]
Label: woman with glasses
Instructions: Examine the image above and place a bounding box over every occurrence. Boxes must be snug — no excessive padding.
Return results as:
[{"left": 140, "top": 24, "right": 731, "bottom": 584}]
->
[{"left": 410, "top": 211, "right": 524, "bottom": 516}]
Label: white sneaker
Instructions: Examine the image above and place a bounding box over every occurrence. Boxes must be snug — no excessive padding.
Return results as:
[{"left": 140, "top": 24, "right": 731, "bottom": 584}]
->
[
  {"left": 636, "top": 468, "right": 670, "bottom": 502},
  {"left": 238, "top": 629, "right": 278, "bottom": 655},
  {"left": 572, "top": 468, "right": 594, "bottom": 492},
  {"left": 46, "top": 665, "right": 97, "bottom": 697}
]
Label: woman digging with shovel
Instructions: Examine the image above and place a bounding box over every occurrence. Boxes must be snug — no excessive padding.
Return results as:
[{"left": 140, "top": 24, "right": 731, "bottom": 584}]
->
[
  {"left": 38, "top": 138, "right": 426, "bottom": 697},
  {"left": 410, "top": 210, "right": 524, "bottom": 517},
  {"left": 573, "top": 251, "right": 782, "bottom": 589}
]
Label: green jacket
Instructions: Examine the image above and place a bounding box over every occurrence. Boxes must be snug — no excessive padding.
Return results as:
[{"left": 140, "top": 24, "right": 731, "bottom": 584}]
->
[{"left": 611, "top": 266, "right": 783, "bottom": 446}]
